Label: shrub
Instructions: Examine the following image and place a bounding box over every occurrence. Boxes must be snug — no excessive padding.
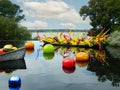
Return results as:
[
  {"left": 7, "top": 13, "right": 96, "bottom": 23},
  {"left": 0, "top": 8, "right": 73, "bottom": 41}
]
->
[{"left": 107, "top": 31, "right": 120, "bottom": 47}]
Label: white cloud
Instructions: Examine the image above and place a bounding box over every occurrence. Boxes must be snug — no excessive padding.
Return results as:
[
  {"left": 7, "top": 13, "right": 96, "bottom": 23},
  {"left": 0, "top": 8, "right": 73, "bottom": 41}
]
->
[
  {"left": 16, "top": 0, "right": 33, "bottom": 3},
  {"left": 20, "top": 20, "right": 48, "bottom": 29},
  {"left": 16, "top": 0, "right": 26, "bottom": 3},
  {"left": 24, "top": 1, "right": 69, "bottom": 13},
  {"left": 60, "top": 23, "right": 75, "bottom": 28},
  {"left": 16, "top": 0, "right": 91, "bottom": 29},
  {"left": 58, "top": 9, "right": 81, "bottom": 23},
  {"left": 21, "top": 0, "right": 82, "bottom": 23}
]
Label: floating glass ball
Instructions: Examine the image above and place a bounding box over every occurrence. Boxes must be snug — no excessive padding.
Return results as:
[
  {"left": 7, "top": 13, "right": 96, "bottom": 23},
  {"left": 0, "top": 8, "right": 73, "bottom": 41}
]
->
[
  {"left": 24, "top": 41, "right": 34, "bottom": 49},
  {"left": 76, "top": 52, "right": 89, "bottom": 61},
  {"left": 62, "top": 57, "right": 76, "bottom": 68},
  {"left": 43, "top": 44, "right": 54, "bottom": 53},
  {"left": 8, "top": 76, "right": 21, "bottom": 90}
]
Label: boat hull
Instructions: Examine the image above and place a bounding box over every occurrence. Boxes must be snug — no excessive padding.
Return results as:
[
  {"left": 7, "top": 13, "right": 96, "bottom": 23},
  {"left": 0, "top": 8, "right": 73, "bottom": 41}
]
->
[{"left": 0, "top": 47, "right": 26, "bottom": 61}]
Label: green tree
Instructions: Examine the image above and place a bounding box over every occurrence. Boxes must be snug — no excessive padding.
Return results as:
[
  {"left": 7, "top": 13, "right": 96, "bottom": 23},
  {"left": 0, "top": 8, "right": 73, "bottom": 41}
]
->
[
  {"left": 0, "top": 0, "right": 31, "bottom": 40},
  {"left": 79, "top": 0, "right": 120, "bottom": 33},
  {"left": 0, "top": 0, "right": 24, "bottom": 22},
  {"left": 0, "top": 16, "right": 31, "bottom": 40}
]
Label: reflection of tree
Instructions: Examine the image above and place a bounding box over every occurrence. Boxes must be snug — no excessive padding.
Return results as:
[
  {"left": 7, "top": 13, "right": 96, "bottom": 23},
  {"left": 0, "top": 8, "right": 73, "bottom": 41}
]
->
[
  {"left": 0, "top": 69, "right": 16, "bottom": 75},
  {"left": 87, "top": 57, "right": 120, "bottom": 87},
  {"left": 4, "top": 69, "right": 16, "bottom": 74},
  {"left": 54, "top": 46, "right": 120, "bottom": 87},
  {"left": 55, "top": 46, "right": 107, "bottom": 60}
]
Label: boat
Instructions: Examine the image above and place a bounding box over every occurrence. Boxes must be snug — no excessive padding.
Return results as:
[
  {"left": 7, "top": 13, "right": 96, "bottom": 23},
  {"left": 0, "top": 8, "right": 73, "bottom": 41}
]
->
[{"left": 0, "top": 47, "right": 26, "bottom": 61}]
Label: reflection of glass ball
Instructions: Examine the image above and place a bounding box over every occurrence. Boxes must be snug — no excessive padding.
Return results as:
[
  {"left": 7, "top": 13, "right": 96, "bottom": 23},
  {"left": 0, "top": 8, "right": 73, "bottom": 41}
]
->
[
  {"left": 9, "top": 76, "right": 21, "bottom": 89},
  {"left": 25, "top": 48, "right": 34, "bottom": 54},
  {"left": 9, "top": 86, "right": 21, "bottom": 90},
  {"left": 62, "top": 66, "right": 76, "bottom": 74},
  {"left": 43, "top": 44, "right": 54, "bottom": 53},
  {"left": 43, "top": 53, "right": 54, "bottom": 60},
  {"left": 76, "top": 61, "right": 88, "bottom": 67}
]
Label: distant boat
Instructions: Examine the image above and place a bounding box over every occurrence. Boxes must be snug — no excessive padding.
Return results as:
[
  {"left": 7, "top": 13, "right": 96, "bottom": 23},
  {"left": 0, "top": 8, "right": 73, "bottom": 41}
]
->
[{"left": 0, "top": 47, "right": 25, "bottom": 61}]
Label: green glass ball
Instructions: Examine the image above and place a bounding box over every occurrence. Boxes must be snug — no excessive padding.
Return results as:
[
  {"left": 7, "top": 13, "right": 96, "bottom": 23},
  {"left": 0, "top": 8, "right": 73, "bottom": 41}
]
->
[{"left": 43, "top": 44, "right": 54, "bottom": 53}]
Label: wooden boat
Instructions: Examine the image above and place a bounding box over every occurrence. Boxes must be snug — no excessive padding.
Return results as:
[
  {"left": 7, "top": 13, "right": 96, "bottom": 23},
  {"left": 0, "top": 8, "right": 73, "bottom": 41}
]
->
[{"left": 0, "top": 47, "right": 26, "bottom": 61}]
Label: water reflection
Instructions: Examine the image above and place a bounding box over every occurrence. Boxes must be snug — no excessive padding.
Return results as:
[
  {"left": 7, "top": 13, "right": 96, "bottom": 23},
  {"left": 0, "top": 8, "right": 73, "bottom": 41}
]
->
[
  {"left": 87, "top": 57, "right": 120, "bottom": 87},
  {"left": 43, "top": 53, "right": 55, "bottom": 60},
  {"left": 25, "top": 49, "right": 34, "bottom": 55},
  {"left": 53, "top": 46, "right": 120, "bottom": 87},
  {"left": 76, "top": 61, "right": 89, "bottom": 68},
  {"left": 0, "top": 40, "right": 119, "bottom": 89},
  {"left": 0, "top": 69, "right": 16, "bottom": 75},
  {"left": 55, "top": 46, "right": 107, "bottom": 61},
  {"left": 62, "top": 66, "right": 76, "bottom": 74},
  {"left": 0, "top": 59, "right": 26, "bottom": 74}
]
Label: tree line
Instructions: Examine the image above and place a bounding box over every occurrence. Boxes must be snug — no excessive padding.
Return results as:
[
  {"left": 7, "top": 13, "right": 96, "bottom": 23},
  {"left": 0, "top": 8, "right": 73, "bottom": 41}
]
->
[{"left": 0, "top": 0, "right": 31, "bottom": 40}]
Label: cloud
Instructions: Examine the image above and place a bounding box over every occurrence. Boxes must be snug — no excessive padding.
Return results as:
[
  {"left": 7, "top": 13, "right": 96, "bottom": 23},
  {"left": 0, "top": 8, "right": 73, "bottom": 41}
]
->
[
  {"left": 16, "top": 0, "right": 32, "bottom": 3},
  {"left": 20, "top": 20, "right": 48, "bottom": 29},
  {"left": 20, "top": 0, "right": 82, "bottom": 23},
  {"left": 60, "top": 23, "right": 75, "bottom": 28},
  {"left": 16, "top": 0, "right": 91, "bottom": 29}
]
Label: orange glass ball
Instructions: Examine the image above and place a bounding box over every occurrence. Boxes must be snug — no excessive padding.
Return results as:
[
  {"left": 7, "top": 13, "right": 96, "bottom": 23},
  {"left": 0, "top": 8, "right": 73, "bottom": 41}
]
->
[
  {"left": 76, "top": 52, "right": 89, "bottom": 61},
  {"left": 24, "top": 42, "right": 34, "bottom": 49}
]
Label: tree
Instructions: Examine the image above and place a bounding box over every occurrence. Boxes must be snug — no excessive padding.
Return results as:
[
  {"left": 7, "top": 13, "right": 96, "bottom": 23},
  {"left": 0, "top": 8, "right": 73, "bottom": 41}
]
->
[
  {"left": 79, "top": 0, "right": 120, "bottom": 33},
  {"left": 0, "top": 16, "right": 31, "bottom": 40},
  {"left": 0, "top": 0, "right": 31, "bottom": 40},
  {"left": 0, "top": 0, "right": 24, "bottom": 22}
]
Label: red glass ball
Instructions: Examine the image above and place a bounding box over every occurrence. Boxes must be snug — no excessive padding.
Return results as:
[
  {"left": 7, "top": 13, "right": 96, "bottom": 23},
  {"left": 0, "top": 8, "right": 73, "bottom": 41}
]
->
[{"left": 62, "top": 57, "right": 75, "bottom": 68}]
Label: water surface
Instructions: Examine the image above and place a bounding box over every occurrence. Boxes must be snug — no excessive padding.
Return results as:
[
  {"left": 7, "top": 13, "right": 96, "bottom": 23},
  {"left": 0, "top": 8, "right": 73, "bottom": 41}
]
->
[{"left": 0, "top": 41, "right": 120, "bottom": 90}]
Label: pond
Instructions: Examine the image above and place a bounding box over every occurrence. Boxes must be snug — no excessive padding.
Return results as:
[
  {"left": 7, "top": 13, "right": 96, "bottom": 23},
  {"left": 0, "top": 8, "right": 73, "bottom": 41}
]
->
[{"left": 0, "top": 40, "right": 120, "bottom": 90}]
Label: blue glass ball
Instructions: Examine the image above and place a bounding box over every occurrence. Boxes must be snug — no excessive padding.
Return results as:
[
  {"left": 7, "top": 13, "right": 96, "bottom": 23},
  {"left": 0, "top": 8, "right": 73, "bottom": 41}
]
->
[{"left": 9, "top": 76, "right": 21, "bottom": 89}]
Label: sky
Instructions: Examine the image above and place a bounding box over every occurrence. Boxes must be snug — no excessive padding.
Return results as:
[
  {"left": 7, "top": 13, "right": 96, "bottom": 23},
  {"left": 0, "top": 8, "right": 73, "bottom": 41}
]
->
[{"left": 11, "top": 0, "right": 92, "bottom": 30}]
